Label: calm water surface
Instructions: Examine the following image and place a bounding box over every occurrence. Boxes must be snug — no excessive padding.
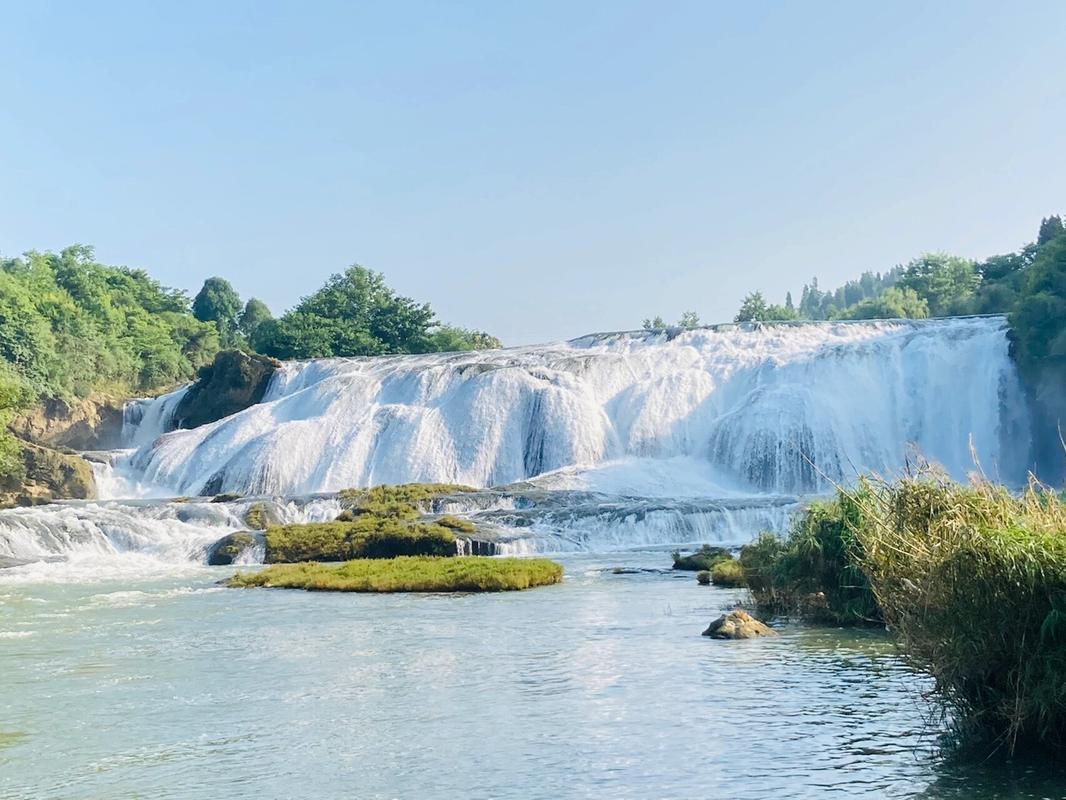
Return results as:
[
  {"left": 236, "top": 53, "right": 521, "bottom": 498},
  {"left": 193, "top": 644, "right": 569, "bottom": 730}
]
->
[{"left": 1, "top": 552, "right": 1064, "bottom": 799}]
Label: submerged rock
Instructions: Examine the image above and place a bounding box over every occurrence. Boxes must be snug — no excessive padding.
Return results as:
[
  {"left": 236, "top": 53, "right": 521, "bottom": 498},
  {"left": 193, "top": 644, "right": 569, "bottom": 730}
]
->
[
  {"left": 702, "top": 610, "right": 777, "bottom": 640},
  {"left": 174, "top": 349, "right": 280, "bottom": 429},
  {"left": 207, "top": 531, "right": 264, "bottom": 566}
]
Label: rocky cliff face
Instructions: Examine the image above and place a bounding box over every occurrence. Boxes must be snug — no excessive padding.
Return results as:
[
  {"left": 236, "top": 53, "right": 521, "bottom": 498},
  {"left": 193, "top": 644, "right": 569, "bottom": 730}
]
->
[
  {"left": 0, "top": 439, "right": 96, "bottom": 508},
  {"left": 174, "top": 350, "right": 280, "bottom": 430},
  {"left": 10, "top": 395, "right": 125, "bottom": 451}
]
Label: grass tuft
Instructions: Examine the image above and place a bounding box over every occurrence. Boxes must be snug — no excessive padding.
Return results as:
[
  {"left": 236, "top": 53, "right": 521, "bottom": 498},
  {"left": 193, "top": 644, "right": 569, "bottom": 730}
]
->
[{"left": 848, "top": 470, "right": 1066, "bottom": 754}]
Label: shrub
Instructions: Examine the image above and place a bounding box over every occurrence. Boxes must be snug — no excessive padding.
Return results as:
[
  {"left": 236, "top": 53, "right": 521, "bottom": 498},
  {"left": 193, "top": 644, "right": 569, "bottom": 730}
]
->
[
  {"left": 850, "top": 472, "right": 1066, "bottom": 753},
  {"left": 738, "top": 496, "right": 879, "bottom": 625},
  {"left": 228, "top": 556, "right": 563, "bottom": 593},
  {"left": 672, "top": 544, "right": 731, "bottom": 571},
  {"left": 696, "top": 570, "right": 711, "bottom": 585},
  {"left": 710, "top": 559, "right": 746, "bottom": 587}
]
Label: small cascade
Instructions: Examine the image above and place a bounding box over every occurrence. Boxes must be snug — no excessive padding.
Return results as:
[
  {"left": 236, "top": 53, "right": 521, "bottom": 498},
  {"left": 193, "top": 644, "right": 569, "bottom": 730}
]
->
[{"left": 121, "top": 386, "right": 189, "bottom": 448}]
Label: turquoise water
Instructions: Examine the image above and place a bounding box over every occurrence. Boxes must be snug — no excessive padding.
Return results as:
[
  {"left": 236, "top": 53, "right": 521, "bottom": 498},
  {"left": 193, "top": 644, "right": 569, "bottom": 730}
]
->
[{"left": 1, "top": 553, "right": 1064, "bottom": 799}]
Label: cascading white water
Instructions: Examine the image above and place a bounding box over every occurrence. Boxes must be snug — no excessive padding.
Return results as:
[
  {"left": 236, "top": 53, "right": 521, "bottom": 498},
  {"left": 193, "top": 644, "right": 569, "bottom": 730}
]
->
[
  {"left": 0, "top": 496, "right": 341, "bottom": 580},
  {"left": 0, "top": 316, "right": 1033, "bottom": 572},
  {"left": 121, "top": 317, "right": 1030, "bottom": 497},
  {"left": 121, "top": 385, "right": 189, "bottom": 448}
]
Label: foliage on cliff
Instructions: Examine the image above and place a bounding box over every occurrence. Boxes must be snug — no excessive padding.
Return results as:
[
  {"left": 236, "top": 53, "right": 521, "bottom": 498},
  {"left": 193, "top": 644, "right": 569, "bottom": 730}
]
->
[{"left": 0, "top": 245, "right": 219, "bottom": 402}]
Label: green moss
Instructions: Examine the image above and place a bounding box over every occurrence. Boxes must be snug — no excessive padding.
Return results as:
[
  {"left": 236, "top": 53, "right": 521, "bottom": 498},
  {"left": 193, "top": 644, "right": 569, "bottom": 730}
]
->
[
  {"left": 435, "top": 514, "right": 476, "bottom": 533},
  {"left": 710, "top": 559, "right": 745, "bottom": 587},
  {"left": 671, "top": 544, "right": 731, "bottom": 571},
  {"left": 244, "top": 501, "right": 278, "bottom": 530},
  {"left": 211, "top": 493, "right": 242, "bottom": 503},
  {"left": 696, "top": 570, "right": 711, "bottom": 585},
  {"left": 337, "top": 482, "right": 476, "bottom": 510},
  {"left": 228, "top": 556, "right": 563, "bottom": 593}
]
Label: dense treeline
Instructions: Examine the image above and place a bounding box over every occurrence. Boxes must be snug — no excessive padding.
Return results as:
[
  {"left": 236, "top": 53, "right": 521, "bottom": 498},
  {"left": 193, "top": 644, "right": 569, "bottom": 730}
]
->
[{"left": 727, "top": 215, "right": 1064, "bottom": 336}]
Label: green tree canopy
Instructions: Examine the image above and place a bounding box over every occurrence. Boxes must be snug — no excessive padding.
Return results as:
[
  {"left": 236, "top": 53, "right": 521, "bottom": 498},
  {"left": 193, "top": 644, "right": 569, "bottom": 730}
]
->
[
  {"left": 193, "top": 277, "right": 243, "bottom": 346},
  {"left": 254, "top": 265, "right": 466, "bottom": 359},
  {"left": 896, "top": 253, "right": 978, "bottom": 317},
  {"left": 0, "top": 246, "right": 218, "bottom": 400},
  {"left": 734, "top": 292, "right": 770, "bottom": 323},
  {"left": 239, "top": 298, "right": 273, "bottom": 340},
  {"left": 835, "top": 287, "right": 929, "bottom": 320}
]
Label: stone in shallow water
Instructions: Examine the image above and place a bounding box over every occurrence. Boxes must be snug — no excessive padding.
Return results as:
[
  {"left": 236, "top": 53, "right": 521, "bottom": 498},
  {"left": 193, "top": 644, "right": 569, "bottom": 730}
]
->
[
  {"left": 702, "top": 610, "right": 777, "bottom": 639},
  {"left": 207, "top": 531, "right": 263, "bottom": 566}
]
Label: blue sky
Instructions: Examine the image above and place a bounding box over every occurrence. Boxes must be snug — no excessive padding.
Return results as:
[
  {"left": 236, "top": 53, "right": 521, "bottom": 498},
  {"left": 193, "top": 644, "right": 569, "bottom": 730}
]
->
[{"left": 2, "top": 1, "right": 1064, "bottom": 344}]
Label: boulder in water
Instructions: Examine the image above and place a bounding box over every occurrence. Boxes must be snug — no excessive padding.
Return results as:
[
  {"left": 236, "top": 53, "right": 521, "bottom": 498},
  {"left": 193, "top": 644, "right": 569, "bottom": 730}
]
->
[
  {"left": 244, "top": 501, "right": 283, "bottom": 530},
  {"left": 702, "top": 610, "right": 777, "bottom": 639},
  {"left": 174, "top": 350, "right": 280, "bottom": 429},
  {"left": 207, "top": 531, "right": 263, "bottom": 566}
]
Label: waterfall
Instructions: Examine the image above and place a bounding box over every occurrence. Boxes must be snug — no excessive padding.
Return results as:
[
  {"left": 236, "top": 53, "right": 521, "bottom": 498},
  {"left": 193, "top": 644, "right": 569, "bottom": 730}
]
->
[
  {"left": 120, "top": 317, "right": 1030, "bottom": 497},
  {"left": 0, "top": 316, "right": 1032, "bottom": 570}
]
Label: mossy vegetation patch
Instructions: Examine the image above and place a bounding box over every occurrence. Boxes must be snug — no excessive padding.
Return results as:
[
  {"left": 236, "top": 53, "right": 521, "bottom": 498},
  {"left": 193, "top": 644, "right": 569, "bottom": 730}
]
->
[
  {"left": 710, "top": 559, "right": 746, "bottom": 587},
  {"left": 265, "top": 521, "right": 457, "bottom": 562},
  {"left": 228, "top": 556, "right": 563, "bottom": 593},
  {"left": 671, "top": 544, "right": 731, "bottom": 571},
  {"left": 264, "top": 483, "right": 481, "bottom": 563}
]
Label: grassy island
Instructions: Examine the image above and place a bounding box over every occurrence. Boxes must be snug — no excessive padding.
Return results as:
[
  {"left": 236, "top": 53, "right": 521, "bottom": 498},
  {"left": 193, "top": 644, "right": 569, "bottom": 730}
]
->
[{"left": 228, "top": 556, "right": 563, "bottom": 593}]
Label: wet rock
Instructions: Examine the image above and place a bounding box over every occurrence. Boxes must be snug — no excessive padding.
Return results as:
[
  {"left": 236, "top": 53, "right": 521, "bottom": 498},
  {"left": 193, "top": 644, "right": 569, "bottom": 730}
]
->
[
  {"left": 206, "top": 531, "right": 264, "bottom": 566},
  {"left": 174, "top": 350, "right": 280, "bottom": 429},
  {"left": 702, "top": 610, "right": 777, "bottom": 640},
  {"left": 244, "top": 501, "right": 283, "bottom": 530}
]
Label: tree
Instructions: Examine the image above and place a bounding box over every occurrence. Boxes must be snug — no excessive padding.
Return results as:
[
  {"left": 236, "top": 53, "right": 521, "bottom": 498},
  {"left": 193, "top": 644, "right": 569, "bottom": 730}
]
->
[
  {"left": 677, "top": 311, "right": 700, "bottom": 329},
  {"left": 642, "top": 316, "right": 667, "bottom": 330},
  {"left": 254, "top": 265, "right": 450, "bottom": 359},
  {"left": 734, "top": 291, "right": 770, "bottom": 323},
  {"left": 425, "top": 325, "right": 503, "bottom": 352},
  {"left": 836, "top": 287, "right": 929, "bottom": 320},
  {"left": 785, "top": 291, "right": 794, "bottom": 313},
  {"left": 897, "top": 253, "right": 979, "bottom": 317},
  {"left": 1010, "top": 237, "right": 1066, "bottom": 366},
  {"left": 192, "top": 277, "right": 243, "bottom": 346},
  {"left": 239, "top": 298, "right": 273, "bottom": 341},
  {"left": 1037, "top": 215, "right": 1065, "bottom": 246}
]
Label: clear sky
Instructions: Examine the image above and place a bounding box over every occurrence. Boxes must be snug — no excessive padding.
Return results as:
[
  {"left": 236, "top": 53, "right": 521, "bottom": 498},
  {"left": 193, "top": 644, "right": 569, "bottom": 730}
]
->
[{"left": 2, "top": 1, "right": 1064, "bottom": 344}]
